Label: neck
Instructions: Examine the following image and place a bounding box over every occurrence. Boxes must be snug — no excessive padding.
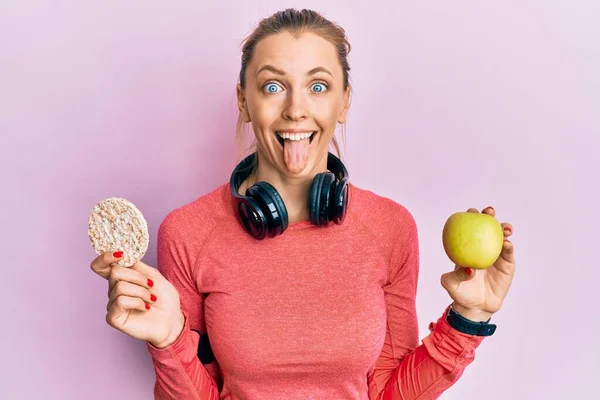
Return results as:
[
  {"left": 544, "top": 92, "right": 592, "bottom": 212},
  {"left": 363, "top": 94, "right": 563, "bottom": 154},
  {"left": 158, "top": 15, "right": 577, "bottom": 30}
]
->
[{"left": 239, "top": 153, "right": 328, "bottom": 225}]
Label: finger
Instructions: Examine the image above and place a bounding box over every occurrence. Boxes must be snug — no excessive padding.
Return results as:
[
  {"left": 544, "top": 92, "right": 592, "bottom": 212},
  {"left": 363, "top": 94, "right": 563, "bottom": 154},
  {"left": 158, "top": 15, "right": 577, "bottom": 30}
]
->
[
  {"left": 107, "top": 280, "right": 155, "bottom": 312},
  {"left": 113, "top": 295, "right": 149, "bottom": 313},
  {"left": 130, "top": 260, "right": 162, "bottom": 279},
  {"left": 441, "top": 265, "right": 477, "bottom": 293},
  {"left": 500, "top": 238, "right": 515, "bottom": 265},
  {"left": 106, "top": 295, "right": 149, "bottom": 327},
  {"left": 482, "top": 206, "right": 495, "bottom": 217},
  {"left": 466, "top": 208, "right": 479, "bottom": 213},
  {"left": 90, "top": 251, "right": 124, "bottom": 279},
  {"left": 501, "top": 222, "right": 513, "bottom": 238},
  {"left": 108, "top": 265, "right": 153, "bottom": 296}
]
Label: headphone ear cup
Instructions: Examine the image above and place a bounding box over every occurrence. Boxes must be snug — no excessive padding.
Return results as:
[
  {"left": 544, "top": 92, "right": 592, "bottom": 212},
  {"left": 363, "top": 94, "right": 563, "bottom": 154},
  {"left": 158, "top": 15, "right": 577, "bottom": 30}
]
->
[
  {"left": 309, "top": 173, "right": 324, "bottom": 225},
  {"left": 317, "top": 173, "right": 336, "bottom": 226},
  {"left": 235, "top": 196, "right": 268, "bottom": 239},
  {"left": 332, "top": 178, "right": 349, "bottom": 225},
  {"left": 328, "top": 179, "right": 340, "bottom": 221},
  {"left": 247, "top": 181, "right": 288, "bottom": 236}
]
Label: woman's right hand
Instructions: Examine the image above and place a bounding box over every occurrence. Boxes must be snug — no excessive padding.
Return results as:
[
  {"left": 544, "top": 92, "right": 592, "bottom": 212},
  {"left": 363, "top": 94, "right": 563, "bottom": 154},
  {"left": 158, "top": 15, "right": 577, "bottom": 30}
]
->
[{"left": 90, "top": 251, "right": 185, "bottom": 349}]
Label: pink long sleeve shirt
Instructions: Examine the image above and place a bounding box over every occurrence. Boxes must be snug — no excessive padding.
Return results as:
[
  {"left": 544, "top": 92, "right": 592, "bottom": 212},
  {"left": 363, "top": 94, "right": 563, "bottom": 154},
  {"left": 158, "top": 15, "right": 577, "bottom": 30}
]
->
[{"left": 146, "top": 182, "right": 487, "bottom": 399}]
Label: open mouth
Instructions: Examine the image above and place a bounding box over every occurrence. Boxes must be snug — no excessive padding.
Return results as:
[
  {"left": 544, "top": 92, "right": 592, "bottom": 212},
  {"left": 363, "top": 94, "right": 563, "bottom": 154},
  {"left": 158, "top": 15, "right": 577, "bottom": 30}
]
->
[{"left": 275, "top": 131, "right": 317, "bottom": 147}]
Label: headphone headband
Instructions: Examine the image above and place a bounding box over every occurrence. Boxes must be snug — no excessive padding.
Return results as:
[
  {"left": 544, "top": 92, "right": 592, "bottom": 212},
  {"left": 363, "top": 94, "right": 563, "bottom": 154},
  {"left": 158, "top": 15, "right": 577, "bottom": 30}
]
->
[
  {"left": 230, "top": 152, "right": 350, "bottom": 239},
  {"left": 230, "top": 152, "right": 348, "bottom": 197}
]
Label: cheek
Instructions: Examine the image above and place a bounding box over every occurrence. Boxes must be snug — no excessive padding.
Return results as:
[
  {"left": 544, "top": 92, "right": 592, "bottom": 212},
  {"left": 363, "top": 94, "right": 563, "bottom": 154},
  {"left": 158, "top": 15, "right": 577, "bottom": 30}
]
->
[
  {"left": 314, "top": 97, "right": 343, "bottom": 128},
  {"left": 248, "top": 94, "right": 283, "bottom": 128}
]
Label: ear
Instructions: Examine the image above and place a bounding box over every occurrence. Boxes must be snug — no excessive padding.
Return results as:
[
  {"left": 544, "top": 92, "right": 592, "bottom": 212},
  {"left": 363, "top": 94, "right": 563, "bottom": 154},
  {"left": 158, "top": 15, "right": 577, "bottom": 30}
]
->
[
  {"left": 337, "top": 86, "right": 351, "bottom": 124},
  {"left": 236, "top": 84, "right": 251, "bottom": 123}
]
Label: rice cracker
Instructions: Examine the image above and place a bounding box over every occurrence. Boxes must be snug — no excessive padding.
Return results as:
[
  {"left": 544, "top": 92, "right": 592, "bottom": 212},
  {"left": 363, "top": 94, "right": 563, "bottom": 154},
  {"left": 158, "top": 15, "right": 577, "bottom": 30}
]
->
[{"left": 88, "top": 197, "right": 149, "bottom": 267}]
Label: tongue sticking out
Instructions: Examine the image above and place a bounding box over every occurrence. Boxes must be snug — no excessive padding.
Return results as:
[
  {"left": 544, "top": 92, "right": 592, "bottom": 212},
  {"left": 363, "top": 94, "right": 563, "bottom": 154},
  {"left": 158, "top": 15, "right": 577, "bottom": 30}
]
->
[{"left": 283, "top": 137, "right": 310, "bottom": 173}]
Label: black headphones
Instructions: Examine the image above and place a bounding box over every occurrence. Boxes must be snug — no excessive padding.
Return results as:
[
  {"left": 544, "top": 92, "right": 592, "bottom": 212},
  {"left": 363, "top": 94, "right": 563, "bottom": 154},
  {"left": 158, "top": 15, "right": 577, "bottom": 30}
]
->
[{"left": 230, "top": 152, "right": 350, "bottom": 240}]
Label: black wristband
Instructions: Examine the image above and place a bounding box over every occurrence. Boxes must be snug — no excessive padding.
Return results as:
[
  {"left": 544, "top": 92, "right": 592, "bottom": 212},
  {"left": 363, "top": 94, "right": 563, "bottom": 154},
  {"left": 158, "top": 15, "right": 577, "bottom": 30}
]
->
[{"left": 446, "top": 305, "right": 497, "bottom": 336}]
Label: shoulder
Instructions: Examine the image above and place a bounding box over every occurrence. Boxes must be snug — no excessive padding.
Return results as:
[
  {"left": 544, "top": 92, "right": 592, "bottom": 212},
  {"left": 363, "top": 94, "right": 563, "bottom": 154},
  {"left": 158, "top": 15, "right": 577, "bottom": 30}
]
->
[
  {"left": 348, "top": 184, "right": 420, "bottom": 281},
  {"left": 348, "top": 182, "right": 417, "bottom": 235},
  {"left": 158, "top": 182, "right": 232, "bottom": 246},
  {"left": 348, "top": 183, "right": 419, "bottom": 280}
]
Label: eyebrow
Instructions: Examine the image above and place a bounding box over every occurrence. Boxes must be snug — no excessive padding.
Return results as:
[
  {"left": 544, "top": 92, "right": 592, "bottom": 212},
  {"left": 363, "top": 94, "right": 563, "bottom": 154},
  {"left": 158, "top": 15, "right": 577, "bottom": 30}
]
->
[{"left": 256, "top": 65, "right": 333, "bottom": 77}]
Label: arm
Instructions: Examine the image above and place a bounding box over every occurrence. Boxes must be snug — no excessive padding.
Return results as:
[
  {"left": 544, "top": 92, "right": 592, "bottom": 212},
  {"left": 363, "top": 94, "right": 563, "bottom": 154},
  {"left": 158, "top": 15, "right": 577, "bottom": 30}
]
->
[
  {"left": 145, "top": 216, "right": 221, "bottom": 400},
  {"left": 367, "top": 210, "right": 486, "bottom": 400}
]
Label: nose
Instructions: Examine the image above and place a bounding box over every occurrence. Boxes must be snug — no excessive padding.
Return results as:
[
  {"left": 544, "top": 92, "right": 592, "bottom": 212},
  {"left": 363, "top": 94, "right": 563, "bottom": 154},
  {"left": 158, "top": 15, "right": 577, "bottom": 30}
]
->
[{"left": 282, "top": 90, "right": 307, "bottom": 121}]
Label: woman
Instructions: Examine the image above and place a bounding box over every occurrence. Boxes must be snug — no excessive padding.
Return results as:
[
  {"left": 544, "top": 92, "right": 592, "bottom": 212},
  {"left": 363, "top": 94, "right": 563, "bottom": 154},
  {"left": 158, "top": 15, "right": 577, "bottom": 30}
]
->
[{"left": 90, "top": 9, "right": 516, "bottom": 400}]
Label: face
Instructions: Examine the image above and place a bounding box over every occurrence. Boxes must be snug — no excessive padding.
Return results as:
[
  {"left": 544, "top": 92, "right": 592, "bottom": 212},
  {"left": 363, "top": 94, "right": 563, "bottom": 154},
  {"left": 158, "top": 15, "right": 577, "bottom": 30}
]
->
[{"left": 237, "top": 31, "right": 351, "bottom": 178}]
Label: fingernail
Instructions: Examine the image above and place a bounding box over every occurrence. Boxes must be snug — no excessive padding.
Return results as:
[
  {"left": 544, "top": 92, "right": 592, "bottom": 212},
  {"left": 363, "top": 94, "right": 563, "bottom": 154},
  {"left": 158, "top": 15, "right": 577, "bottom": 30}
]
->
[
  {"left": 504, "top": 226, "right": 512, "bottom": 233},
  {"left": 113, "top": 251, "right": 123, "bottom": 258},
  {"left": 147, "top": 278, "right": 154, "bottom": 287},
  {"left": 150, "top": 294, "right": 157, "bottom": 302},
  {"left": 465, "top": 268, "right": 473, "bottom": 275},
  {"left": 145, "top": 303, "right": 151, "bottom": 310}
]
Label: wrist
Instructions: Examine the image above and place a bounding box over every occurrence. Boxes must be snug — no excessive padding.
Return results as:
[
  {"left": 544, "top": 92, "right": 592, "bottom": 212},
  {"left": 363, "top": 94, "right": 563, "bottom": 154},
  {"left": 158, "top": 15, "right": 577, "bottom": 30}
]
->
[
  {"left": 151, "top": 310, "right": 185, "bottom": 349},
  {"left": 451, "top": 303, "right": 493, "bottom": 322}
]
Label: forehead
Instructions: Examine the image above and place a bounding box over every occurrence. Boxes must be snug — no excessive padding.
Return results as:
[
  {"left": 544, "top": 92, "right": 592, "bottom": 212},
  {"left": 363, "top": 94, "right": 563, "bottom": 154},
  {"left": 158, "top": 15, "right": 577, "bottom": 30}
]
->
[{"left": 250, "top": 31, "right": 341, "bottom": 75}]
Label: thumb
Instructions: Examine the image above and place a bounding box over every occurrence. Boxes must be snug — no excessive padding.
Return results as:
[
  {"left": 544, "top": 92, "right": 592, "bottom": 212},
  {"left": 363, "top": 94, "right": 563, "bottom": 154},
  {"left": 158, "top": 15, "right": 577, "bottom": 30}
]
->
[{"left": 441, "top": 265, "right": 476, "bottom": 293}]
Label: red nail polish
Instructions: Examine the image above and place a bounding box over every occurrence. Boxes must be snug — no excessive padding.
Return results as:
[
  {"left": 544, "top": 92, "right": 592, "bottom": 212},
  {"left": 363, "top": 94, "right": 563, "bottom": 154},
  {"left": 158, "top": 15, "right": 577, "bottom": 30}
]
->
[
  {"left": 145, "top": 303, "right": 150, "bottom": 310},
  {"left": 150, "top": 294, "right": 157, "bottom": 302},
  {"left": 465, "top": 268, "right": 473, "bottom": 275},
  {"left": 147, "top": 278, "right": 154, "bottom": 287},
  {"left": 113, "top": 251, "right": 123, "bottom": 258}
]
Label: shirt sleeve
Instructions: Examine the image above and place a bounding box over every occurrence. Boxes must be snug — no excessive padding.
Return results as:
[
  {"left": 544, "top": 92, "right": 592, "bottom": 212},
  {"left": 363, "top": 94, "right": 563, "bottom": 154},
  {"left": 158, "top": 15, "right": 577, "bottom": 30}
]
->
[
  {"left": 367, "top": 209, "right": 486, "bottom": 400},
  {"left": 145, "top": 215, "right": 221, "bottom": 400}
]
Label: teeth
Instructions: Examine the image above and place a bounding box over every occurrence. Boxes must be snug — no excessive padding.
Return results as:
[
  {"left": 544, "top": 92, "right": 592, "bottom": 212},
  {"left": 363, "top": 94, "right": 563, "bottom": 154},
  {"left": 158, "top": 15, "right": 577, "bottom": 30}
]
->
[{"left": 276, "top": 132, "right": 314, "bottom": 141}]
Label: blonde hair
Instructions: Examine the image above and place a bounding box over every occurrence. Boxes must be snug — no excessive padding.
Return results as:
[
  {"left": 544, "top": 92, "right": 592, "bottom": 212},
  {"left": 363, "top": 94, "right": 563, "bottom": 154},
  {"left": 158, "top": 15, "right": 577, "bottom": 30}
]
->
[{"left": 235, "top": 8, "right": 351, "bottom": 174}]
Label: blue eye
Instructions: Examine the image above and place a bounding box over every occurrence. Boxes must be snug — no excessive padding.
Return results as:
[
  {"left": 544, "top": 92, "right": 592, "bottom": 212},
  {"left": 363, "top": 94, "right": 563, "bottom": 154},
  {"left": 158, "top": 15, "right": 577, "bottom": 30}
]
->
[
  {"left": 311, "top": 83, "right": 327, "bottom": 93},
  {"left": 264, "top": 83, "right": 282, "bottom": 93}
]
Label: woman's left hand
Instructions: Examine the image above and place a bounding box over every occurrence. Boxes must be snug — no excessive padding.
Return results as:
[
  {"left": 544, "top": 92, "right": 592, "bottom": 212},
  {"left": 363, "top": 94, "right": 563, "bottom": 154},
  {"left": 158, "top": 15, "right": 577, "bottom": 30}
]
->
[{"left": 440, "top": 206, "right": 516, "bottom": 322}]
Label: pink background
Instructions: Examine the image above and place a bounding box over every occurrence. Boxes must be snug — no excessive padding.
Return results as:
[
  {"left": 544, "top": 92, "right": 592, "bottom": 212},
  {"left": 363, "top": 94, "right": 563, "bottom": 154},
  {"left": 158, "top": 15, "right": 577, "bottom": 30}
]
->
[{"left": 2, "top": 1, "right": 598, "bottom": 399}]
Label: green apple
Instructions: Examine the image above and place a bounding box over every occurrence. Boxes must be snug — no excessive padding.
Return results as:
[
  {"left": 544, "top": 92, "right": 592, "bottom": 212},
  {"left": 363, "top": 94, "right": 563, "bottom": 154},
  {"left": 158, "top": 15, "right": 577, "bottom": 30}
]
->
[{"left": 442, "top": 211, "right": 504, "bottom": 269}]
